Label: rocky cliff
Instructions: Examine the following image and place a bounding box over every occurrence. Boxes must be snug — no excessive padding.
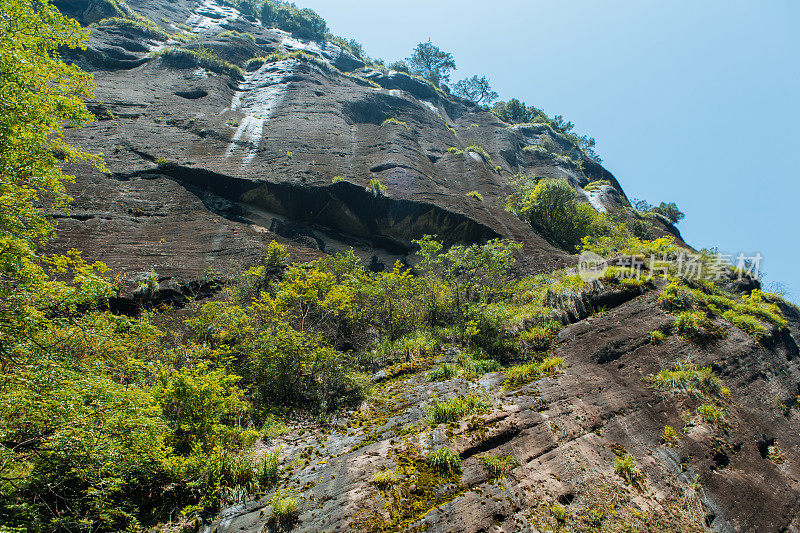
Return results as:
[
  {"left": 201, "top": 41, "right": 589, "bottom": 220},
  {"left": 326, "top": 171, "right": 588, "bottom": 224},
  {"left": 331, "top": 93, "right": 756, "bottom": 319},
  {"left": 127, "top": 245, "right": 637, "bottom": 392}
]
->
[{"left": 49, "top": 1, "right": 800, "bottom": 532}]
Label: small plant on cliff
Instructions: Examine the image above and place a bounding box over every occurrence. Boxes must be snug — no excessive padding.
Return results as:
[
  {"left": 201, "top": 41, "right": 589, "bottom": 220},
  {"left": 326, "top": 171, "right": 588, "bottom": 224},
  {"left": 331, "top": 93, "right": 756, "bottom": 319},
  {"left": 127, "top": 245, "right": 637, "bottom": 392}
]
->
[
  {"left": 661, "top": 425, "right": 680, "bottom": 445},
  {"left": 465, "top": 144, "right": 491, "bottom": 161},
  {"left": 467, "top": 190, "right": 483, "bottom": 201},
  {"left": 614, "top": 454, "right": 644, "bottom": 488},
  {"left": 369, "top": 178, "right": 387, "bottom": 196},
  {"left": 371, "top": 469, "right": 397, "bottom": 488},
  {"left": 481, "top": 454, "right": 516, "bottom": 478},
  {"left": 674, "top": 310, "right": 722, "bottom": 344},
  {"left": 428, "top": 447, "right": 462, "bottom": 474},
  {"left": 505, "top": 357, "right": 563, "bottom": 387},
  {"left": 381, "top": 117, "right": 410, "bottom": 130},
  {"left": 135, "top": 268, "right": 160, "bottom": 297},
  {"left": 427, "top": 394, "right": 490, "bottom": 425},
  {"left": 157, "top": 46, "right": 244, "bottom": 78},
  {"left": 722, "top": 309, "right": 769, "bottom": 340},
  {"left": 649, "top": 329, "right": 667, "bottom": 344},
  {"left": 697, "top": 403, "right": 724, "bottom": 425},
  {"left": 446, "top": 146, "right": 464, "bottom": 155},
  {"left": 551, "top": 503, "right": 568, "bottom": 523},
  {"left": 270, "top": 490, "right": 299, "bottom": 522},
  {"left": 651, "top": 362, "right": 729, "bottom": 398},
  {"left": 426, "top": 363, "right": 457, "bottom": 382}
]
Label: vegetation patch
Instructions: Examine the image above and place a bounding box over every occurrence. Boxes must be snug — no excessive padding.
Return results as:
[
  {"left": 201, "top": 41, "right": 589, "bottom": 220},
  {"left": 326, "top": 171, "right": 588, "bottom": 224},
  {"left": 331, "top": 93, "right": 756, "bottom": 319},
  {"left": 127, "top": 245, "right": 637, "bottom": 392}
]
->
[
  {"left": 427, "top": 394, "right": 490, "bottom": 425},
  {"left": 614, "top": 454, "right": 644, "bottom": 488},
  {"left": 156, "top": 47, "right": 244, "bottom": 78},
  {"left": 381, "top": 117, "right": 410, "bottom": 130},
  {"left": 464, "top": 144, "right": 491, "bottom": 161},
  {"left": 505, "top": 357, "right": 563, "bottom": 387},
  {"left": 674, "top": 310, "right": 722, "bottom": 344},
  {"left": 651, "top": 362, "right": 729, "bottom": 398},
  {"left": 428, "top": 447, "right": 462, "bottom": 474},
  {"left": 481, "top": 453, "right": 516, "bottom": 478}
]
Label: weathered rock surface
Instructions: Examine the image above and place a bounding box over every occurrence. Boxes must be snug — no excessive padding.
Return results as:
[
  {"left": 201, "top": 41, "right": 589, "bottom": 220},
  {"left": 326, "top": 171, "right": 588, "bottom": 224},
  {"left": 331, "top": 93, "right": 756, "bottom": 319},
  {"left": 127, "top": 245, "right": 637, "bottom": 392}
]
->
[{"left": 51, "top": 0, "right": 683, "bottom": 292}]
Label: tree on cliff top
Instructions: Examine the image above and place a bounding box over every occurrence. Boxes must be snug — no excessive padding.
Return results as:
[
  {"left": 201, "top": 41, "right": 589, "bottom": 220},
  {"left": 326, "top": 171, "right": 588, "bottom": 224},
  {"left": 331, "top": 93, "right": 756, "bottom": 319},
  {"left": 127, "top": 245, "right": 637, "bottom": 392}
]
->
[
  {"left": 407, "top": 39, "right": 456, "bottom": 87},
  {"left": 453, "top": 75, "right": 498, "bottom": 105}
]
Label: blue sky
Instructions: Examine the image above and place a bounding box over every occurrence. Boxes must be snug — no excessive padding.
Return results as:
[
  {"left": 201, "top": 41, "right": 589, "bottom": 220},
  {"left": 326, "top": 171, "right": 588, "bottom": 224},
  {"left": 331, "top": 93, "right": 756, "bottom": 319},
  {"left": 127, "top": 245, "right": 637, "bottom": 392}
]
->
[{"left": 299, "top": 0, "right": 800, "bottom": 301}]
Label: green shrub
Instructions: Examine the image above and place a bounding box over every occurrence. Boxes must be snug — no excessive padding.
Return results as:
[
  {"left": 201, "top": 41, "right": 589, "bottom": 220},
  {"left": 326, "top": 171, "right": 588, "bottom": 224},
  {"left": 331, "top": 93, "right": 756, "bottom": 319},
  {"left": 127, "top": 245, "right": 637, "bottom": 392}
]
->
[
  {"left": 465, "top": 144, "right": 490, "bottom": 161},
  {"left": 651, "top": 362, "right": 729, "bottom": 398},
  {"left": 519, "top": 322, "right": 560, "bottom": 353},
  {"left": 427, "top": 394, "right": 490, "bottom": 425},
  {"left": 270, "top": 491, "right": 299, "bottom": 522},
  {"left": 674, "top": 310, "right": 722, "bottom": 343},
  {"left": 427, "top": 447, "right": 462, "bottom": 474},
  {"left": 661, "top": 425, "right": 679, "bottom": 445},
  {"left": 458, "top": 354, "right": 502, "bottom": 376},
  {"left": 96, "top": 16, "right": 170, "bottom": 40},
  {"left": 217, "top": 29, "right": 256, "bottom": 42},
  {"left": 584, "top": 179, "right": 611, "bottom": 191},
  {"left": 371, "top": 469, "right": 397, "bottom": 488},
  {"left": 369, "top": 178, "right": 387, "bottom": 195},
  {"left": 261, "top": 415, "right": 289, "bottom": 439},
  {"left": 512, "top": 178, "right": 596, "bottom": 253},
  {"left": 697, "top": 403, "right": 723, "bottom": 424},
  {"left": 651, "top": 202, "right": 685, "bottom": 225},
  {"left": 649, "top": 330, "right": 667, "bottom": 344},
  {"left": 767, "top": 445, "right": 785, "bottom": 464},
  {"left": 446, "top": 146, "right": 464, "bottom": 155},
  {"left": 467, "top": 190, "right": 483, "bottom": 201},
  {"left": 551, "top": 503, "right": 568, "bottom": 522},
  {"left": 722, "top": 310, "right": 769, "bottom": 340},
  {"left": 427, "top": 362, "right": 457, "bottom": 381},
  {"left": 393, "top": 330, "right": 440, "bottom": 359},
  {"left": 260, "top": 0, "right": 327, "bottom": 40},
  {"left": 614, "top": 454, "right": 644, "bottom": 488}
]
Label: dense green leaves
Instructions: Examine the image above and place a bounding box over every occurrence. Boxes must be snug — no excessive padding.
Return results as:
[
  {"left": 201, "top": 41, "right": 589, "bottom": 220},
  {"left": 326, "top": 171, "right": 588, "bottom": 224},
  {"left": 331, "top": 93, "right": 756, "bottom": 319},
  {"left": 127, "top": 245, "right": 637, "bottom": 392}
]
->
[
  {"left": 407, "top": 40, "right": 456, "bottom": 87},
  {"left": 511, "top": 178, "right": 596, "bottom": 253}
]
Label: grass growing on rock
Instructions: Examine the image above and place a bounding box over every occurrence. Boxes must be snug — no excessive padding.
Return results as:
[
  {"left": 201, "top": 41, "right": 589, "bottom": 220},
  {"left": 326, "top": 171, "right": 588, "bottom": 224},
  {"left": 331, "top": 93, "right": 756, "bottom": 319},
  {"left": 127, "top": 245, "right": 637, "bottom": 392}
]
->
[
  {"left": 614, "top": 454, "right": 645, "bottom": 488},
  {"left": 381, "top": 117, "right": 410, "bottom": 130},
  {"left": 371, "top": 469, "right": 397, "bottom": 488},
  {"left": 651, "top": 362, "right": 729, "bottom": 398},
  {"left": 428, "top": 447, "right": 462, "bottom": 474},
  {"left": 505, "top": 357, "right": 563, "bottom": 387},
  {"left": 427, "top": 394, "right": 490, "bottom": 425},
  {"left": 465, "top": 144, "right": 491, "bottom": 161},
  {"left": 481, "top": 453, "right": 516, "bottom": 478},
  {"left": 674, "top": 310, "right": 722, "bottom": 344},
  {"left": 156, "top": 46, "right": 244, "bottom": 77}
]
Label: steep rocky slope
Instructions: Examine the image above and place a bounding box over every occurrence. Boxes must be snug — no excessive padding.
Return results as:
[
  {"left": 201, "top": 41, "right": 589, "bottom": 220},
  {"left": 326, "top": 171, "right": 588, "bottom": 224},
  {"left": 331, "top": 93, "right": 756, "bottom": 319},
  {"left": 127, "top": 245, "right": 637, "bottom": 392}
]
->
[
  {"left": 48, "top": 1, "right": 800, "bottom": 532},
  {"left": 199, "top": 282, "right": 800, "bottom": 533},
  {"left": 51, "top": 0, "right": 681, "bottom": 291}
]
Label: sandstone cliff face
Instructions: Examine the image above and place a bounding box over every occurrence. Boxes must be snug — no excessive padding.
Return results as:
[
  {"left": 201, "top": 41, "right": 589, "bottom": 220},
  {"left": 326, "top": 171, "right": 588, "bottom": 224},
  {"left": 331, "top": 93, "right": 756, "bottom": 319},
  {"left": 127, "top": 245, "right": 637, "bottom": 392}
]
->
[
  {"left": 51, "top": 0, "right": 666, "bottom": 291},
  {"left": 50, "top": 1, "right": 800, "bottom": 531}
]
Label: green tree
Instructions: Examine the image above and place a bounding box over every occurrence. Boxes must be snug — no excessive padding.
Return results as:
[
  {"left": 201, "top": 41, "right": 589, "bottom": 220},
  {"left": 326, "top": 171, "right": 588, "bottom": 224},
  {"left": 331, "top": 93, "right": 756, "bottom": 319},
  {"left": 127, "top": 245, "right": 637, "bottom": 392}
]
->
[
  {"left": 452, "top": 75, "right": 498, "bottom": 104},
  {"left": 518, "top": 179, "right": 596, "bottom": 253},
  {"left": 259, "top": 0, "right": 327, "bottom": 40},
  {"left": 407, "top": 39, "right": 456, "bottom": 87},
  {"left": 652, "top": 201, "right": 685, "bottom": 225},
  {"left": 492, "top": 99, "right": 542, "bottom": 124}
]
